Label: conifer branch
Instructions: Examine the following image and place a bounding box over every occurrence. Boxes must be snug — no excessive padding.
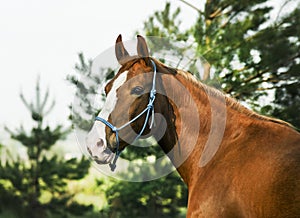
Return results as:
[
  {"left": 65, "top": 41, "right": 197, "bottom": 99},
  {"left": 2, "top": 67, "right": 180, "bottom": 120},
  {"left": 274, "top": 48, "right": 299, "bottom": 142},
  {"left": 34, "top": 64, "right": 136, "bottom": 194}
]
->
[
  {"left": 178, "top": 0, "right": 204, "bottom": 16},
  {"left": 40, "top": 86, "right": 50, "bottom": 112},
  {"left": 36, "top": 75, "right": 41, "bottom": 114}
]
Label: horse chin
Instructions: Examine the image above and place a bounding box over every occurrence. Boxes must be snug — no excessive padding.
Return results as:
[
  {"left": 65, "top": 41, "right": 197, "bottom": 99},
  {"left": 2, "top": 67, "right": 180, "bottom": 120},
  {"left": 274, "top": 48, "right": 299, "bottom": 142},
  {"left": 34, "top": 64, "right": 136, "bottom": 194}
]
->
[{"left": 94, "top": 148, "right": 115, "bottom": 165}]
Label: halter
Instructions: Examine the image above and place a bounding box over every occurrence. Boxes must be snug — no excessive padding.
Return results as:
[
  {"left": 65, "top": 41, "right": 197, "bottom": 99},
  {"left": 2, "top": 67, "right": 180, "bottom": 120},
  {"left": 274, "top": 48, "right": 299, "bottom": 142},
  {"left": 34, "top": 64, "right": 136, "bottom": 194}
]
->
[{"left": 95, "top": 59, "right": 157, "bottom": 171}]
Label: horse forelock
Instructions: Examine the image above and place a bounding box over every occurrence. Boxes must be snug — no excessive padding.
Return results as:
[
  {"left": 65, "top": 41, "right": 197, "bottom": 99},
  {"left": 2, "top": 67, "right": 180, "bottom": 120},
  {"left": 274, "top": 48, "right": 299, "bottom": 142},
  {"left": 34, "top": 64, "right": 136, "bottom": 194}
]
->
[{"left": 120, "top": 57, "right": 177, "bottom": 75}]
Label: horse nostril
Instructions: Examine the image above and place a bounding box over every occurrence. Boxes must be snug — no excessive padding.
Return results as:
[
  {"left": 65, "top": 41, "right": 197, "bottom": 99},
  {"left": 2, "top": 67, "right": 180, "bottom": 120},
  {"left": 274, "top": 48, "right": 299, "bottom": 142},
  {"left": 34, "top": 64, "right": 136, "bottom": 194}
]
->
[
  {"left": 97, "top": 138, "right": 104, "bottom": 147},
  {"left": 87, "top": 146, "right": 92, "bottom": 156}
]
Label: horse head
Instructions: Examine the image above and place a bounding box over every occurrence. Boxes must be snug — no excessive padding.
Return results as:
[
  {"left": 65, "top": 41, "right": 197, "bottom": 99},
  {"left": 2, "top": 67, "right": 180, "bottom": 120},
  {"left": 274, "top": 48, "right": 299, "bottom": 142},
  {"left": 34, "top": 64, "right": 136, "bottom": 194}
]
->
[{"left": 86, "top": 35, "right": 177, "bottom": 170}]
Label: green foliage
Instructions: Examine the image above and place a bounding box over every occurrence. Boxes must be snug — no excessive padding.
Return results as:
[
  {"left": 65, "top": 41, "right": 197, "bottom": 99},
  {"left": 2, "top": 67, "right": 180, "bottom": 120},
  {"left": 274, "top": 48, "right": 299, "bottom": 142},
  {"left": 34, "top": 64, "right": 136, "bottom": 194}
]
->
[
  {"left": 142, "top": 1, "right": 300, "bottom": 129},
  {"left": 253, "top": 6, "right": 300, "bottom": 128},
  {"left": 67, "top": 1, "right": 300, "bottom": 217},
  {"left": 67, "top": 53, "right": 96, "bottom": 131},
  {"left": 99, "top": 172, "right": 187, "bottom": 218},
  {"left": 272, "top": 81, "right": 300, "bottom": 129},
  {"left": 0, "top": 77, "right": 91, "bottom": 217},
  {"left": 68, "top": 53, "right": 115, "bottom": 131},
  {"left": 143, "top": 2, "right": 189, "bottom": 41}
]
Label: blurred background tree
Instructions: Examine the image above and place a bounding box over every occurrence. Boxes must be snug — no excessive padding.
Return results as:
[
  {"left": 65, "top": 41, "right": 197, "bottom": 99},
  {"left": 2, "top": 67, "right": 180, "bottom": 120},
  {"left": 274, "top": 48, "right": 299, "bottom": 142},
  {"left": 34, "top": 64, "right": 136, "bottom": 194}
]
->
[
  {"left": 0, "top": 77, "right": 91, "bottom": 218},
  {"left": 144, "top": 1, "right": 300, "bottom": 129},
  {"left": 101, "top": 173, "right": 187, "bottom": 218},
  {"left": 68, "top": 0, "right": 299, "bottom": 217},
  {"left": 1, "top": 1, "right": 297, "bottom": 217}
]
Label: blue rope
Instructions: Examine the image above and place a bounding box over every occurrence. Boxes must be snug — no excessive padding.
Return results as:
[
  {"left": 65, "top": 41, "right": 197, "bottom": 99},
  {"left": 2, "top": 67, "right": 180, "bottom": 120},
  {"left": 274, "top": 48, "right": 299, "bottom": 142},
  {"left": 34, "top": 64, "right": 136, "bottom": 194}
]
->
[{"left": 95, "top": 60, "right": 157, "bottom": 171}]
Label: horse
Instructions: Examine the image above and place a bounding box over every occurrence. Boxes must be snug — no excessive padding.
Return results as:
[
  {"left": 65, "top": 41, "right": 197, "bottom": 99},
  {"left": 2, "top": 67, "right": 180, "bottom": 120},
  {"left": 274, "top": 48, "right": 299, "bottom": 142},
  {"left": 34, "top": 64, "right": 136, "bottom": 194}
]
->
[{"left": 87, "top": 34, "right": 300, "bottom": 217}]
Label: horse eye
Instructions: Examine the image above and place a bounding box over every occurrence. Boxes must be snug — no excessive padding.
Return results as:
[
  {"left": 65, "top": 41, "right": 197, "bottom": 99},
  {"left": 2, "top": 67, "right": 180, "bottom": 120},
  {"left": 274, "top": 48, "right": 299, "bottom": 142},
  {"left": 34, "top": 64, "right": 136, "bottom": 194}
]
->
[{"left": 131, "top": 86, "right": 144, "bottom": 95}]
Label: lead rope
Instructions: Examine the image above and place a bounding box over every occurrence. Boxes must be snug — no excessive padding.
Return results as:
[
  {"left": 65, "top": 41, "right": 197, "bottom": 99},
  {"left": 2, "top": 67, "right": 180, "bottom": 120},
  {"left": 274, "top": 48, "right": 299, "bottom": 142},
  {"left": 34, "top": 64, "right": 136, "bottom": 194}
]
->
[{"left": 95, "top": 60, "right": 157, "bottom": 171}]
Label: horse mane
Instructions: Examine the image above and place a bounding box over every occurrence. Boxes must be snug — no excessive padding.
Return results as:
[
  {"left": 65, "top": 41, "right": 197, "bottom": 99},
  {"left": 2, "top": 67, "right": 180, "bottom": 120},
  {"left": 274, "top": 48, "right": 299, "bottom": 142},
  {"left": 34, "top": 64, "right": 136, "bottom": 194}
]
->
[
  {"left": 120, "top": 57, "right": 291, "bottom": 128},
  {"left": 155, "top": 60, "right": 292, "bottom": 128}
]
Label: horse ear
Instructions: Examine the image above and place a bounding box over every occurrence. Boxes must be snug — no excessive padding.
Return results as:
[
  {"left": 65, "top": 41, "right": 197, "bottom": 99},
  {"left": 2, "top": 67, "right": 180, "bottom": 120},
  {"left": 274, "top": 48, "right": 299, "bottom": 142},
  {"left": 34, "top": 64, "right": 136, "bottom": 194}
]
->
[
  {"left": 137, "top": 35, "right": 150, "bottom": 58},
  {"left": 115, "top": 34, "right": 130, "bottom": 65}
]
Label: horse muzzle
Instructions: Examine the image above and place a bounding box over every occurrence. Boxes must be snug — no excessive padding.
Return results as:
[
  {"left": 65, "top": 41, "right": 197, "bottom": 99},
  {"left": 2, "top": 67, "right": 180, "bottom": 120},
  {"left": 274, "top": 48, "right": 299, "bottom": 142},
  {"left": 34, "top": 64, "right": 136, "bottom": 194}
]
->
[{"left": 86, "top": 138, "right": 115, "bottom": 164}]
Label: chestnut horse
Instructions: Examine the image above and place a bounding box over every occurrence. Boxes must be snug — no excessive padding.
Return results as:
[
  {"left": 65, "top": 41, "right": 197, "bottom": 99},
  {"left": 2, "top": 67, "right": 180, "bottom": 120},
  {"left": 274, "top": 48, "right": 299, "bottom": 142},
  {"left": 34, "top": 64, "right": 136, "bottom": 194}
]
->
[{"left": 87, "top": 35, "right": 300, "bottom": 217}]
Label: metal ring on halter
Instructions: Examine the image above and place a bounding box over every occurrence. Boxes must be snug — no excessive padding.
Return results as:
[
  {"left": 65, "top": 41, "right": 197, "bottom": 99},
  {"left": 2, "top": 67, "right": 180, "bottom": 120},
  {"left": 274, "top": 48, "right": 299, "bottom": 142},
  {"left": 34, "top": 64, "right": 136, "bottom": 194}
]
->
[{"left": 95, "top": 59, "right": 157, "bottom": 171}]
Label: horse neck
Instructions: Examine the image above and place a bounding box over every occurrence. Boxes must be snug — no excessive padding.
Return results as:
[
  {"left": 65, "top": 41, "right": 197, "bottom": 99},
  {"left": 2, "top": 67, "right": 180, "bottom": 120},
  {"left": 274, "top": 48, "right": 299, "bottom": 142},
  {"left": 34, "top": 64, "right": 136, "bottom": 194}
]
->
[
  {"left": 155, "top": 72, "right": 218, "bottom": 184},
  {"left": 155, "top": 70, "right": 295, "bottom": 186}
]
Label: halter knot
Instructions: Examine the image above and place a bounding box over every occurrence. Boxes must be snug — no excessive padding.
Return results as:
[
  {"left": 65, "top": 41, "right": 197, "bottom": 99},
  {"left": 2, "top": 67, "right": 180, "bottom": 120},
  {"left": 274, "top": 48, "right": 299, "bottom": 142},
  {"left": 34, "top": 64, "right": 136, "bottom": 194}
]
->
[
  {"left": 147, "top": 102, "right": 154, "bottom": 109},
  {"left": 150, "top": 89, "right": 156, "bottom": 100}
]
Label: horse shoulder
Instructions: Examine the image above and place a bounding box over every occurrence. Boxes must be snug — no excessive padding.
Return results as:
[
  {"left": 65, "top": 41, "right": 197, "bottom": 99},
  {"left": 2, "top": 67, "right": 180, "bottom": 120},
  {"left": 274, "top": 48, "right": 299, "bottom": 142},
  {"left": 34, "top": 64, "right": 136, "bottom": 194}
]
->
[
  {"left": 227, "top": 121, "right": 300, "bottom": 217},
  {"left": 270, "top": 125, "right": 300, "bottom": 217},
  {"left": 186, "top": 120, "right": 300, "bottom": 217}
]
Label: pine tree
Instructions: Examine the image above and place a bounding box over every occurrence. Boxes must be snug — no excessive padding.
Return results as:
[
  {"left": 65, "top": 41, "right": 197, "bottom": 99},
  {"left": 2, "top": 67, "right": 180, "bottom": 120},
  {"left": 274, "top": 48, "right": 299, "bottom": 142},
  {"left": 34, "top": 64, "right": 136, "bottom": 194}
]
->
[
  {"left": 0, "top": 77, "right": 91, "bottom": 218},
  {"left": 68, "top": 53, "right": 115, "bottom": 131},
  {"left": 257, "top": 6, "right": 300, "bottom": 128},
  {"left": 67, "top": 1, "right": 299, "bottom": 216},
  {"left": 143, "top": 1, "right": 300, "bottom": 129}
]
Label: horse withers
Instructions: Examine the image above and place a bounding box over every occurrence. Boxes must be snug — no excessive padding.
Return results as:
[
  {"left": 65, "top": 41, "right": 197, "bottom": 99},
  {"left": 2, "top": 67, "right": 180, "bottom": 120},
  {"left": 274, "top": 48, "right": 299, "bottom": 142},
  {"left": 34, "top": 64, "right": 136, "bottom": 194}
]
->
[{"left": 87, "top": 35, "right": 300, "bottom": 217}]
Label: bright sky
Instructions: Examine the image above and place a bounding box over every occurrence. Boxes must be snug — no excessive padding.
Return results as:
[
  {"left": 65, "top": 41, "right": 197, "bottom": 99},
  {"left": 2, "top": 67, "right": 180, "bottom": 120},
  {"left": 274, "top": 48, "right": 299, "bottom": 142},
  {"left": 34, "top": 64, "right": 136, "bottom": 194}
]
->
[
  {"left": 0, "top": 0, "right": 201, "bottom": 136},
  {"left": 0, "top": 0, "right": 295, "bottom": 144}
]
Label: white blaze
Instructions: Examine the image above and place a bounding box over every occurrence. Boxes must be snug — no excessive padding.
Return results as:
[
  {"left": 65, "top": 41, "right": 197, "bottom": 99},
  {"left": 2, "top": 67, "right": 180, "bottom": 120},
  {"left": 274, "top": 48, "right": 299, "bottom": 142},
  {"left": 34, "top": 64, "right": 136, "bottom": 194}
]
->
[{"left": 86, "top": 71, "right": 128, "bottom": 164}]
